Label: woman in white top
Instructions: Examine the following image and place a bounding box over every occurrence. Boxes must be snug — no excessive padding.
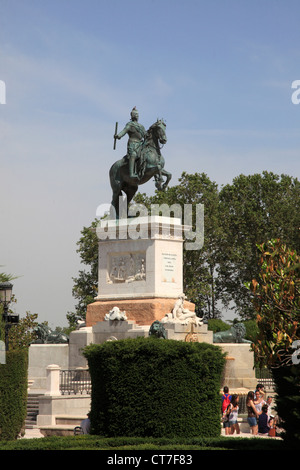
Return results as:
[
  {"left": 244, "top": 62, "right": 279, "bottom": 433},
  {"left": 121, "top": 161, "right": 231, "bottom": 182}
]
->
[
  {"left": 228, "top": 394, "right": 240, "bottom": 435},
  {"left": 254, "top": 390, "right": 265, "bottom": 415}
]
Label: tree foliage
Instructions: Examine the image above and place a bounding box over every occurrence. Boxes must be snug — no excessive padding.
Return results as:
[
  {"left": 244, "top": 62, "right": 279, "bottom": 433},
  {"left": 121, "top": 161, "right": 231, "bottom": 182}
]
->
[
  {"left": 219, "top": 172, "right": 300, "bottom": 318},
  {"left": 0, "top": 270, "right": 40, "bottom": 349},
  {"left": 247, "top": 239, "right": 300, "bottom": 368},
  {"left": 247, "top": 239, "right": 300, "bottom": 444},
  {"left": 0, "top": 270, "right": 18, "bottom": 344},
  {"left": 7, "top": 312, "right": 39, "bottom": 350},
  {"left": 67, "top": 220, "right": 99, "bottom": 326}
]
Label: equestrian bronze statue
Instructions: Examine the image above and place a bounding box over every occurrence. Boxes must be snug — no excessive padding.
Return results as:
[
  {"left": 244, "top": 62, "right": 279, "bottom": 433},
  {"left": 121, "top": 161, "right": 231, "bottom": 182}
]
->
[{"left": 110, "top": 107, "right": 172, "bottom": 217}]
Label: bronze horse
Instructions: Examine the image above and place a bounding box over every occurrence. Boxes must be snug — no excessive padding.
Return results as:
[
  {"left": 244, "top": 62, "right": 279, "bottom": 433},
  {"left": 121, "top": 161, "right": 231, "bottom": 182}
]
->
[{"left": 109, "top": 119, "right": 172, "bottom": 217}]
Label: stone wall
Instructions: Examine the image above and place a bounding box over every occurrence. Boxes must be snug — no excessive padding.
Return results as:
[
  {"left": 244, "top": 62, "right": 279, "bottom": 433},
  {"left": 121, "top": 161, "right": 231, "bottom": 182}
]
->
[
  {"left": 28, "top": 344, "right": 69, "bottom": 393},
  {"left": 219, "top": 343, "right": 257, "bottom": 389}
]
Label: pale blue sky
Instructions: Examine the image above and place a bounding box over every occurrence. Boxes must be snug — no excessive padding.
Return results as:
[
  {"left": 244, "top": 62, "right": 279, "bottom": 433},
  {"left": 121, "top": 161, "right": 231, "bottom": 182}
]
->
[{"left": 1, "top": 0, "right": 299, "bottom": 326}]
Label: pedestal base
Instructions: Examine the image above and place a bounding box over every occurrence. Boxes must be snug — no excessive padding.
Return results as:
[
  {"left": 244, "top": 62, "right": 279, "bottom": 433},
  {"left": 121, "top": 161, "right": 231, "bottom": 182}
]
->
[
  {"left": 92, "top": 319, "right": 149, "bottom": 343},
  {"left": 86, "top": 297, "right": 195, "bottom": 327},
  {"left": 164, "top": 322, "right": 213, "bottom": 343}
]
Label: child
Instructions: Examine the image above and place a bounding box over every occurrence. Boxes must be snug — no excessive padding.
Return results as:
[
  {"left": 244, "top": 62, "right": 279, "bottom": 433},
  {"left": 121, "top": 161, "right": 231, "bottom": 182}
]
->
[{"left": 227, "top": 394, "right": 240, "bottom": 435}]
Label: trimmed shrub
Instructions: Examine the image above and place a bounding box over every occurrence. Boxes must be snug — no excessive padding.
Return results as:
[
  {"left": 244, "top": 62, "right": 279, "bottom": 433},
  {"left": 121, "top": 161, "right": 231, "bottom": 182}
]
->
[
  {"left": 83, "top": 337, "right": 225, "bottom": 438},
  {"left": 207, "top": 319, "right": 231, "bottom": 334},
  {"left": 0, "top": 349, "right": 28, "bottom": 440}
]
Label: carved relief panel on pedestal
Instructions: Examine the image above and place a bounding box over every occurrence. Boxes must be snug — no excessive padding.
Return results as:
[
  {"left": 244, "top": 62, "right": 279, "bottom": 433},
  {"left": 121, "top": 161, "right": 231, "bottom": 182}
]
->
[{"left": 107, "top": 252, "right": 146, "bottom": 284}]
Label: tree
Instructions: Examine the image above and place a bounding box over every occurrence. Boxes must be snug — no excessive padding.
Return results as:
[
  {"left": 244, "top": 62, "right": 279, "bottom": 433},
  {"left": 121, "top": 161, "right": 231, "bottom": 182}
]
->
[
  {"left": 219, "top": 172, "right": 300, "bottom": 319},
  {"left": 0, "top": 270, "right": 39, "bottom": 350},
  {"left": 0, "top": 270, "right": 18, "bottom": 283},
  {"left": 247, "top": 239, "right": 300, "bottom": 445},
  {"left": 67, "top": 220, "right": 99, "bottom": 327},
  {"left": 7, "top": 312, "right": 38, "bottom": 350},
  {"left": 247, "top": 239, "right": 300, "bottom": 368},
  {"left": 0, "top": 270, "right": 18, "bottom": 344},
  {"left": 0, "top": 271, "right": 35, "bottom": 439}
]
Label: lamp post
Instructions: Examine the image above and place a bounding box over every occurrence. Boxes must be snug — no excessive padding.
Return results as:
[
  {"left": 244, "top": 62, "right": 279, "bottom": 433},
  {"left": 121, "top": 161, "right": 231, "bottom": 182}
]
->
[{"left": 0, "top": 282, "right": 19, "bottom": 350}]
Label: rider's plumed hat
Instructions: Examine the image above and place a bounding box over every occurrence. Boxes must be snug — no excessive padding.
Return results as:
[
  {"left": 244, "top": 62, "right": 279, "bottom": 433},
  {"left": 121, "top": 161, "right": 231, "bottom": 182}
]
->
[{"left": 130, "top": 106, "right": 138, "bottom": 117}]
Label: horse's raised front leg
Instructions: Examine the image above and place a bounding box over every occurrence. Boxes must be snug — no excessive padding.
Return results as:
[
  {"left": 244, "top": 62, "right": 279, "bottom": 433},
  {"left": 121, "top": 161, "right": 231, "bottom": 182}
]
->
[
  {"left": 154, "top": 173, "right": 163, "bottom": 190},
  {"left": 160, "top": 169, "right": 172, "bottom": 190}
]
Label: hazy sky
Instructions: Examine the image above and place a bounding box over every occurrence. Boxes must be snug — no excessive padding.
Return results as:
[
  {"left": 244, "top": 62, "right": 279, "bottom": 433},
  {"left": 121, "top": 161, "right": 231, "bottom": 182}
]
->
[{"left": 1, "top": 0, "right": 300, "bottom": 327}]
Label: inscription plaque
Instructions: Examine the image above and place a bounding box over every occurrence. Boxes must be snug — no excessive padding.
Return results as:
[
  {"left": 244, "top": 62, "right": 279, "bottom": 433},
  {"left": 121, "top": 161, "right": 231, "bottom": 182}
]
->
[{"left": 162, "top": 252, "right": 177, "bottom": 283}]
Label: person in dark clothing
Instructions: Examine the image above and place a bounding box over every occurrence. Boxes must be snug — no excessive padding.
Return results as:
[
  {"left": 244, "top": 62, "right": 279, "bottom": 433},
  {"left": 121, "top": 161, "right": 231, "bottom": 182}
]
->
[{"left": 258, "top": 404, "right": 271, "bottom": 435}]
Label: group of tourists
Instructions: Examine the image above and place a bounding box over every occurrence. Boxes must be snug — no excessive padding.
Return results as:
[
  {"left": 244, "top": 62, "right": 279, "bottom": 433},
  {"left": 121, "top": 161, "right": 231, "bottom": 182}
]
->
[{"left": 221, "top": 385, "right": 277, "bottom": 436}]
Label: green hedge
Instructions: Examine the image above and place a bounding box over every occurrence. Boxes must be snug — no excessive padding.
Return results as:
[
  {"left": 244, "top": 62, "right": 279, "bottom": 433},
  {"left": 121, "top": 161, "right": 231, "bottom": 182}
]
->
[
  {"left": 83, "top": 337, "right": 225, "bottom": 438},
  {"left": 207, "top": 319, "right": 231, "bottom": 333},
  {"left": 0, "top": 434, "right": 290, "bottom": 451},
  {"left": 0, "top": 349, "right": 28, "bottom": 440}
]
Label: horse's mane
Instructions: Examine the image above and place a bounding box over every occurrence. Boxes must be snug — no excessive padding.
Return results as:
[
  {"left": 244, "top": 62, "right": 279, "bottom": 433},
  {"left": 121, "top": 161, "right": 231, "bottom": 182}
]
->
[{"left": 145, "top": 119, "right": 166, "bottom": 141}]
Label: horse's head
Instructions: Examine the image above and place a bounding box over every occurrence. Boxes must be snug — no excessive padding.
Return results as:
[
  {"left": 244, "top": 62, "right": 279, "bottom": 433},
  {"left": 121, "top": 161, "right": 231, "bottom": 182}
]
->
[{"left": 147, "top": 119, "right": 167, "bottom": 145}]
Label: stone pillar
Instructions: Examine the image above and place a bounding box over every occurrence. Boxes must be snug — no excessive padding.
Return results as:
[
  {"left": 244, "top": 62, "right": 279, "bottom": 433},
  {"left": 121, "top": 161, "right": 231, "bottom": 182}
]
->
[
  {"left": 69, "top": 327, "right": 93, "bottom": 368},
  {"left": 45, "top": 364, "right": 61, "bottom": 396}
]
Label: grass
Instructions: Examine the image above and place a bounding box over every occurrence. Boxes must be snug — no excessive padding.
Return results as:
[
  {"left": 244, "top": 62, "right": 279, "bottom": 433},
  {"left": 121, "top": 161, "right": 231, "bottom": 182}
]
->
[{"left": 0, "top": 435, "right": 293, "bottom": 451}]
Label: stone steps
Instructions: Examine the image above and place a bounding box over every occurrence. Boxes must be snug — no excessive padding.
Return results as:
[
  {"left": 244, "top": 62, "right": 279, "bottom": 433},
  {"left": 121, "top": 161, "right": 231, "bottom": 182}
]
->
[{"left": 25, "top": 394, "right": 41, "bottom": 428}]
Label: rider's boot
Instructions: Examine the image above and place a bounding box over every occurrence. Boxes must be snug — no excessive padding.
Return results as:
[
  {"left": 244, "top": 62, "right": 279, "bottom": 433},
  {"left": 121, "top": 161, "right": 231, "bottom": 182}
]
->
[{"left": 129, "top": 156, "right": 139, "bottom": 180}]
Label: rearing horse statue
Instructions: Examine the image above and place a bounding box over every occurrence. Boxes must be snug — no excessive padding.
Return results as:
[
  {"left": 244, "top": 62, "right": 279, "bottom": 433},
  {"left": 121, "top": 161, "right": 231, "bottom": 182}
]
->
[{"left": 109, "top": 119, "right": 172, "bottom": 218}]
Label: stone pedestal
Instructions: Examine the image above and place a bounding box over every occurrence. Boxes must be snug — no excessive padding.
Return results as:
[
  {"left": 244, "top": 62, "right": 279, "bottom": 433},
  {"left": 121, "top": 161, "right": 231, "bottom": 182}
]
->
[
  {"left": 92, "top": 319, "right": 149, "bottom": 343},
  {"left": 86, "top": 216, "right": 194, "bottom": 326},
  {"left": 86, "top": 297, "right": 195, "bottom": 326},
  {"left": 163, "top": 322, "right": 213, "bottom": 343},
  {"left": 69, "top": 327, "right": 93, "bottom": 368}
]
